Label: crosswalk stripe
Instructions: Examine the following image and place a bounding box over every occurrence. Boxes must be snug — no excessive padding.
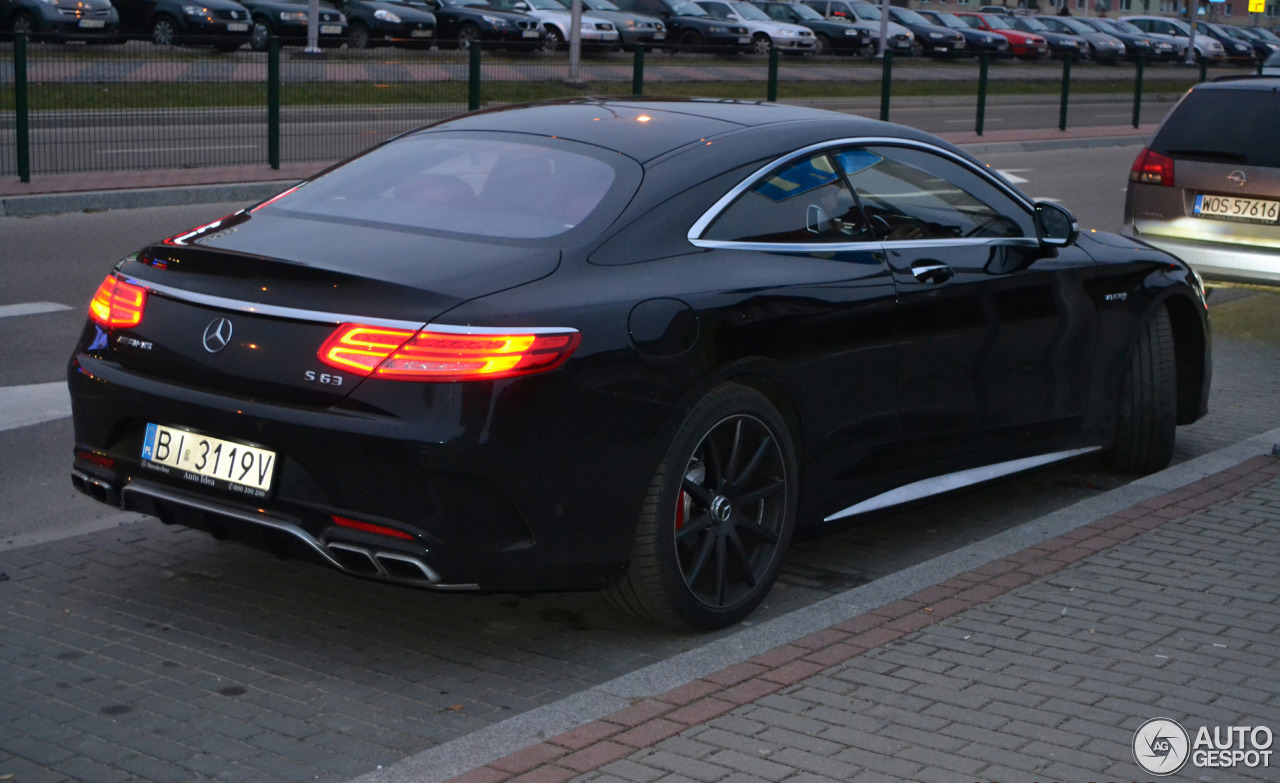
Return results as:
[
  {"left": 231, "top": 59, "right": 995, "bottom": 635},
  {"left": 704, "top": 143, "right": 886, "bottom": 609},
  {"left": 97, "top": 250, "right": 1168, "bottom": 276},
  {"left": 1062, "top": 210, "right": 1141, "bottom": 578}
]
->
[{"left": 0, "top": 382, "right": 72, "bottom": 433}]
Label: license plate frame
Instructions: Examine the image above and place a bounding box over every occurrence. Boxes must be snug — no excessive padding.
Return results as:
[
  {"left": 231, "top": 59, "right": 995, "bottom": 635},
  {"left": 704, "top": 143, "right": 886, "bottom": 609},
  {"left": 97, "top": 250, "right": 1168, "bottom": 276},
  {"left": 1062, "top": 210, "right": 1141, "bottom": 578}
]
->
[
  {"left": 1194, "top": 193, "right": 1280, "bottom": 225},
  {"left": 141, "top": 423, "right": 277, "bottom": 497}
]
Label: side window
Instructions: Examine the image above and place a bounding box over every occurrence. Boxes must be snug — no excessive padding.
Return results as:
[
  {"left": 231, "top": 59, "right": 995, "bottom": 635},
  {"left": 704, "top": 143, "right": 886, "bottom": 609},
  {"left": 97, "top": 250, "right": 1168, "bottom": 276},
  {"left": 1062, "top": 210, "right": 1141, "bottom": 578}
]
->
[
  {"left": 703, "top": 153, "right": 873, "bottom": 244},
  {"left": 702, "top": 2, "right": 731, "bottom": 18},
  {"left": 838, "top": 146, "right": 1033, "bottom": 241}
]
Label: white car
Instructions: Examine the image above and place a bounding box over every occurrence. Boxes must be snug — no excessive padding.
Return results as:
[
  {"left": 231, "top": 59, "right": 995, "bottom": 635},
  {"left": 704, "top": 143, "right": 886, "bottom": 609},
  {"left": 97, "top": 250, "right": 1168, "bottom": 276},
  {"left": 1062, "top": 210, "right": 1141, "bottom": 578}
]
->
[
  {"left": 697, "top": 0, "right": 813, "bottom": 52},
  {"left": 1121, "top": 15, "right": 1225, "bottom": 62},
  {"left": 496, "top": 0, "right": 620, "bottom": 48}
]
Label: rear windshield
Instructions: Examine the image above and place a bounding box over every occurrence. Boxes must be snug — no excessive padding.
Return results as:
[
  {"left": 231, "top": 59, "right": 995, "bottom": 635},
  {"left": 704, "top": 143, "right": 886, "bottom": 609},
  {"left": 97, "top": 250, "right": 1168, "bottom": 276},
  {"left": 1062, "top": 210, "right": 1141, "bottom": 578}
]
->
[
  {"left": 1151, "top": 87, "right": 1280, "bottom": 169},
  {"left": 261, "top": 133, "right": 626, "bottom": 240}
]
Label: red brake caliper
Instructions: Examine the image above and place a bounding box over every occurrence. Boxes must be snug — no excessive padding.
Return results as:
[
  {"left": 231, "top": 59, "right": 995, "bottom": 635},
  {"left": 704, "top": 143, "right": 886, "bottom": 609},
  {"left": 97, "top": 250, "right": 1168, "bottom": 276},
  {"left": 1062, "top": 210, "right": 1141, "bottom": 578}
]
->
[{"left": 675, "top": 491, "right": 688, "bottom": 530}]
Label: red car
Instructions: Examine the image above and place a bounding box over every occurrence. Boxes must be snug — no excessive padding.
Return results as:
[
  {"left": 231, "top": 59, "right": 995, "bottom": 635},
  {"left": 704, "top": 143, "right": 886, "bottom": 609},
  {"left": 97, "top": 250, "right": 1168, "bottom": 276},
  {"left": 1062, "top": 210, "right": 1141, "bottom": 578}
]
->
[{"left": 955, "top": 11, "right": 1046, "bottom": 58}]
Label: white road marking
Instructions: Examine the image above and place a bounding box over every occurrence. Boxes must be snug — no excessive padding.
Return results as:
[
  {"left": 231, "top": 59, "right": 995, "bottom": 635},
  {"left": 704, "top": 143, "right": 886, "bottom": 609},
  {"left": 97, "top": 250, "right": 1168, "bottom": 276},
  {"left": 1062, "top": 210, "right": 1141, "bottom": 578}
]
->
[
  {"left": 97, "top": 145, "right": 258, "bottom": 155},
  {"left": 0, "top": 302, "right": 72, "bottom": 318},
  {"left": 997, "top": 170, "right": 1030, "bottom": 184},
  {"left": 0, "top": 382, "right": 72, "bottom": 433}
]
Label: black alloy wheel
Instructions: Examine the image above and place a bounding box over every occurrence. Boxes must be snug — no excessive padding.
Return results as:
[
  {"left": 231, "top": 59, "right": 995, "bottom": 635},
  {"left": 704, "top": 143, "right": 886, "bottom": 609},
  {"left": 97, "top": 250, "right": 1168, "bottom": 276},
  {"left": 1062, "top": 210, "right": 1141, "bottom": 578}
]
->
[
  {"left": 249, "top": 18, "right": 273, "bottom": 50},
  {"left": 348, "top": 20, "right": 370, "bottom": 47},
  {"left": 150, "top": 15, "right": 178, "bottom": 46},
  {"left": 455, "top": 22, "right": 480, "bottom": 49},
  {"left": 542, "top": 24, "right": 563, "bottom": 51},
  {"left": 605, "top": 384, "right": 797, "bottom": 630},
  {"left": 12, "top": 12, "right": 37, "bottom": 40}
]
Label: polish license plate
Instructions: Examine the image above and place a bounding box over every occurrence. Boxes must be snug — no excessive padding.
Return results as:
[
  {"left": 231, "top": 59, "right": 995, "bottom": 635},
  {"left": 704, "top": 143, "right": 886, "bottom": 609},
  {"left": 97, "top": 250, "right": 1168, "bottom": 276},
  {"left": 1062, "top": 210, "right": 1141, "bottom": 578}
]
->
[
  {"left": 1194, "top": 194, "right": 1280, "bottom": 224},
  {"left": 653, "top": 31, "right": 665, "bottom": 39},
  {"left": 79, "top": 18, "right": 106, "bottom": 27},
  {"left": 141, "top": 423, "right": 277, "bottom": 495},
  {"left": 935, "top": 44, "right": 947, "bottom": 51},
  {"left": 320, "top": 23, "right": 342, "bottom": 34},
  {"left": 227, "top": 21, "right": 248, "bottom": 31},
  {"left": 410, "top": 28, "right": 432, "bottom": 36},
  {"left": 522, "top": 29, "right": 540, "bottom": 37}
]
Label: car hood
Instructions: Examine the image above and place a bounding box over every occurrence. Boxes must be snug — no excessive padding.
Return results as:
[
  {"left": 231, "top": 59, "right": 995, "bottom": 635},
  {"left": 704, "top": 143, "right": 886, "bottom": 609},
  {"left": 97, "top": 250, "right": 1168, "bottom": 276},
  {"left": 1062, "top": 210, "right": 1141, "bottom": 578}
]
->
[{"left": 363, "top": 1, "right": 437, "bottom": 18}]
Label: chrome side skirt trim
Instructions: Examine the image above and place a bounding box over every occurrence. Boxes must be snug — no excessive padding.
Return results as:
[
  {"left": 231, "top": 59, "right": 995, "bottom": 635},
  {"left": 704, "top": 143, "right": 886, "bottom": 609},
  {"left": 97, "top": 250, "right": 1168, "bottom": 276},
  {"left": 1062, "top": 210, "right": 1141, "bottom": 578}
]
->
[{"left": 823, "top": 446, "right": 1103, "bottom": 523}]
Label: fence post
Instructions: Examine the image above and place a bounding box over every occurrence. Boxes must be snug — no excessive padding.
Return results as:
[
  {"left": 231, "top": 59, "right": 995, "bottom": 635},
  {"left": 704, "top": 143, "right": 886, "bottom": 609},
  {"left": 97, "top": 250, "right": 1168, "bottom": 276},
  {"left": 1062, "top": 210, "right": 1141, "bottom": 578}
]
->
[
  {"left": 1132, "top": 56, "right": 1143, "bottom": 129},
  {"left": 632, "top": 44, "right": 645, "bottom": 95},
  {"left": 267, "top": 37, "right": 280, "bottom": 170},
  {"left": 767, "top": 46, "right": 779, "bottom": 102},
  {"left": 1058, "top": 53, "right": 1071, "bottom": 132},
  {"left": 468, "top": 42, "right": 482, "bottom": 111},
  {"left": 1199, "top": 57, "right": 1207, "bottom": 82},
  {"left": 975, "top": 52, "right": 988, "bottom": 137},
  {"left": 879, "top": 51, "right": 892, "bottom": 122},
  {"left": 14, "top": 31, "right": 30, "bottom": 184}
]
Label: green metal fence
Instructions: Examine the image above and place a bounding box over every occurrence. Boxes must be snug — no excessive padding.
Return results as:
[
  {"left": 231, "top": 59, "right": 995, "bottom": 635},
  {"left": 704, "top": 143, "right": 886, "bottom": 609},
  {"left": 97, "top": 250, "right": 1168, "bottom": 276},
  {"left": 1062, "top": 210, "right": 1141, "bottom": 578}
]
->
[{"left": 0, "top": 36, "right": 1244, "bottom": 182}]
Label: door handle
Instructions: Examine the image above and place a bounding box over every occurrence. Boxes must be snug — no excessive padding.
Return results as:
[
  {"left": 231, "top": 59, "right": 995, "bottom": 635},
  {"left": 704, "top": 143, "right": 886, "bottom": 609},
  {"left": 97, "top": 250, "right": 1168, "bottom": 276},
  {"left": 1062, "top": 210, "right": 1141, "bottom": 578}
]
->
[{"left": 910, "top": 261, "right": 953, "bottom": 285}]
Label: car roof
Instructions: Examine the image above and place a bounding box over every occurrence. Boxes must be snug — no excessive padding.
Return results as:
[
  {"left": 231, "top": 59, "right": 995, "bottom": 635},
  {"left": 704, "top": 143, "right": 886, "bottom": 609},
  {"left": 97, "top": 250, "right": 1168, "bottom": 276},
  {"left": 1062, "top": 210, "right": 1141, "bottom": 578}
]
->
[
  {"left": 413, "top": 97, "right": 921, "bottom": 163},
  {"left": 1198, "top": 76, "right": 1280, "bottom": 91}
]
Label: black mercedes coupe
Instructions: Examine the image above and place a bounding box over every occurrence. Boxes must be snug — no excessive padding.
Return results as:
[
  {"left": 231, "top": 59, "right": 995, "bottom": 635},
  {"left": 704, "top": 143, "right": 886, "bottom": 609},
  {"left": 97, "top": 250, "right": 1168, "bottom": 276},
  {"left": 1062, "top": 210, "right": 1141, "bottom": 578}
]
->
[{"left": 69, "top": 99, "right": 1210, "bottom": 630}]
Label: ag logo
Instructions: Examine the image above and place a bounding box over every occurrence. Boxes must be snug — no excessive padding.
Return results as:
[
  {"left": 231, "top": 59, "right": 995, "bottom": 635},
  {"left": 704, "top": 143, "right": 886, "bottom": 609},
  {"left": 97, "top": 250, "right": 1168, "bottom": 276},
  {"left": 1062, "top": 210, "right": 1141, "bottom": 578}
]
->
[{"left": 1134, "top": 717, "right": 1190, "bottom": 776}]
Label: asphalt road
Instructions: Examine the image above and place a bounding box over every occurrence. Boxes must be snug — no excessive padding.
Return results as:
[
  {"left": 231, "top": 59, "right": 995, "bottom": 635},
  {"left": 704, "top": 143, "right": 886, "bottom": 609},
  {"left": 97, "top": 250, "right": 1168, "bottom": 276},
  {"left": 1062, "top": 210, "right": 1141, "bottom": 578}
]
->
[
  {"left": 3, "top": 144, "right": 1280, "bottom": 783},
  {"left": 3, "top": 96, "right": 1179, "bottom": 176}
]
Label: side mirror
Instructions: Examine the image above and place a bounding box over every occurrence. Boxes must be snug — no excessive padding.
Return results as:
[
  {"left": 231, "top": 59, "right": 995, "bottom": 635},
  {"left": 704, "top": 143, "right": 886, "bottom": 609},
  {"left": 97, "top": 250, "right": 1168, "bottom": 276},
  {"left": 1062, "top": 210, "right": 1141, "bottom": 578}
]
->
[{"left": 1034, "top": 201, "right": 1078, "bottom": 247}]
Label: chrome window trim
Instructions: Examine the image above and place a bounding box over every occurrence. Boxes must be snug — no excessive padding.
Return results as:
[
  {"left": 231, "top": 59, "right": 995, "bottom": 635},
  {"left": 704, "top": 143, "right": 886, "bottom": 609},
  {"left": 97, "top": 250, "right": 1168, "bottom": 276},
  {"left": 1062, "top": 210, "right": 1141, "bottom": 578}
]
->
[
  {"left": 690, "top": 236, "right": 1041, "bottom": 253},
  {"left": 122, "top": 278, "right": 577, "bottom": 335},
  {"left": 686, "top": 136, "right": 1037, "bottom": 249}
]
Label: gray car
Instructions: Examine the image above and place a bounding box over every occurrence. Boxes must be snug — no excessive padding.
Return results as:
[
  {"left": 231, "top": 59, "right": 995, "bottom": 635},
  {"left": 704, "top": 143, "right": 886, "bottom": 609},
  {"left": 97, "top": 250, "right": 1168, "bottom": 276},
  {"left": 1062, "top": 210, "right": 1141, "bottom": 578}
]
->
[
  {"left": 581, "top": 0, "right": 664, "bottom": 48},
  {"left": 3, "top": 0, "right": 118, "bottom": 41},
  {"left": 1123, "top": 77, "right": 1280, "bottom": 290}
]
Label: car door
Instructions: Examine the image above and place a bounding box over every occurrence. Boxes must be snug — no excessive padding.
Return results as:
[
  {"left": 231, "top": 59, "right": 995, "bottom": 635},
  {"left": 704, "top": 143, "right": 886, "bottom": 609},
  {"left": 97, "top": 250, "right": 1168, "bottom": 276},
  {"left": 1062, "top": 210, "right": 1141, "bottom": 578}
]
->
[
  {"left": 837, "top": 143, "right": 1099, "bottom": 465},
  {"left": 691, "top": 149, "right": 901, "bottom": 520}
]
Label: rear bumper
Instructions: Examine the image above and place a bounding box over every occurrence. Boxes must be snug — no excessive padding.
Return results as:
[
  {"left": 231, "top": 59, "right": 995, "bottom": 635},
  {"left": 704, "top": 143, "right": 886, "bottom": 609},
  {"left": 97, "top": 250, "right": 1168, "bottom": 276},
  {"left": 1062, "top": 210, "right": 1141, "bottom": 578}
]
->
[
  {"left": 1123, "top": 229, "right": 1280, "bottom": 290},
  {"left": 68, "top": 348, "right": 665, "bottom": 592}
]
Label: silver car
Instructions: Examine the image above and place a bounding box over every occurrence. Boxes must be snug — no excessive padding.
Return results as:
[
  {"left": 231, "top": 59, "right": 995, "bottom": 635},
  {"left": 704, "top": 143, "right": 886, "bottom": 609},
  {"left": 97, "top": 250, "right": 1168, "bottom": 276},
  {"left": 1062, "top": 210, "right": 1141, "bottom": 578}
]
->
[
  {"left": 1123, "top": 78, "right": 1280, "bottom": 290},
  {"left": 581, "top": 0, "right": 664, "bottom": 48},
  {"left": 697, "top": 0, "right": 812, "bottom": 53},
  {"left": 494, "top": 0, "right": 619, "bottom": 48},
  {"left": 1121, "top": 15, "right": 1225, "bottom": 62}
]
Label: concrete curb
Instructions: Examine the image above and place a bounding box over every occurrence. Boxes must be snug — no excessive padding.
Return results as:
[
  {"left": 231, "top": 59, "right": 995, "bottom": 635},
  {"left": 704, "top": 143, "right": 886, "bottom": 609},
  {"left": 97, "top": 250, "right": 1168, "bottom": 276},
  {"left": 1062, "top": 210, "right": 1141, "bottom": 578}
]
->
[{"left": 347, "top": 424, "right": 1280, "bottom": 783}]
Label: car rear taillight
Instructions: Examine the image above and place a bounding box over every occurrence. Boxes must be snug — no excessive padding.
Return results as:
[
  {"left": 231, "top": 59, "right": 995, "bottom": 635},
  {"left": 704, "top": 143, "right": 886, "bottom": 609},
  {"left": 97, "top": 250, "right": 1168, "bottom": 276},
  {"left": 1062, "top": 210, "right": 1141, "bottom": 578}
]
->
[
  {"left": 88, "top": 275, "right": 148, "bottom": 328},
  {"left": 1130, "top": 147, "right": 1175, "bottom": 187},
  {"left": 317, "top": 324, "right": 581, "bottom": 382}
]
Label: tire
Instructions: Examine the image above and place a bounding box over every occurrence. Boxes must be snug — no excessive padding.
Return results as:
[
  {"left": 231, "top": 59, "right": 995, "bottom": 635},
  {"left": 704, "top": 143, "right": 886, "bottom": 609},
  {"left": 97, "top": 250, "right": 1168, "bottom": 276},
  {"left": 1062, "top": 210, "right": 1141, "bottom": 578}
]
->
[
  {"left": 542, "top": 25, "right": 564, "bottom": 52},
  {"left": 751, "top": 32, "right": 771, "bottom": 55},
  {"left": 249, "top": 18, "right": 272, "bottom": 51},
  {"left": 676, "top": 28, "right": 702, "bottom": 53},
  {"left": 11, "top": 12, "right": 37, "bottom": 42},
  {"left": 812, "top": 32, "right": 829, "bottom": 55},
  {"left": 455, "top": 22, "right": 480, "bottom": 50},
  {"left": 150, "top": 15, "right": 178, "bottom": 46},
  {"left": 1107, "top": 305, "right": 1177, "bottom": 474},
  {"left": 603, "top": 384, "right": 798, "bottom": 630},
  {"left": 348, "top": 21, "right": 370, "bottom": 49}
]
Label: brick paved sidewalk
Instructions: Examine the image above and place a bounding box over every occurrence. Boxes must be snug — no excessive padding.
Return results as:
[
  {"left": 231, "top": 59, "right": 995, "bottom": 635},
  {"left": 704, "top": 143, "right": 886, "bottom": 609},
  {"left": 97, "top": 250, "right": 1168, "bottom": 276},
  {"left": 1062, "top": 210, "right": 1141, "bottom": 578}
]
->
[{"left": 438, "top": 456, "right": 1280, "bottom": 783}]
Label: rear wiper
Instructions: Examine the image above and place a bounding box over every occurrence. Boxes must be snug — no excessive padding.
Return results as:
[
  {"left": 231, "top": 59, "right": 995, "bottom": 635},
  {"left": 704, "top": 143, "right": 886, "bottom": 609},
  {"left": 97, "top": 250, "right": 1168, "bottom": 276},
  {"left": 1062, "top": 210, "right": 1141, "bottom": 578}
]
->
[{"left": 1165, "top": 149, "right": 1248, "bottom": 162}]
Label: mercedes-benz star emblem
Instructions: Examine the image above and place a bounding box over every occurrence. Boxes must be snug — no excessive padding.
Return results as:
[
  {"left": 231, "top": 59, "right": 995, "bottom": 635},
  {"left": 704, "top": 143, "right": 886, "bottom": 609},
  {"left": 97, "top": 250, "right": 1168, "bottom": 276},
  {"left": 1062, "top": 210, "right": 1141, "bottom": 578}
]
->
[
  {"left": 202, "top": 318, "right": 234, "bottom": 354},
  {"left": 1227, "top": 170, "right": 1248, "bottom": 188}
]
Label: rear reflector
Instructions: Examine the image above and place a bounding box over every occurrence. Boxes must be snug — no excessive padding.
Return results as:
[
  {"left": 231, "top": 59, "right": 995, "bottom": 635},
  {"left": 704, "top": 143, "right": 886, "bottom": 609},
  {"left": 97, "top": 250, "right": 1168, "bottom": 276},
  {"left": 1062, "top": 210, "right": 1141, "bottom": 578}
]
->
[
  {"left": 1129, "top": 147, "right": 1175, "bottom": 187},
  {"left": 76, "top": 450, "right": 116, "bottom": 469},
  {"left": 88, "top": 276, "right": 148, "bottom": 329},
  {"left": 318, "top": 324, "right": 581, "bottom": 382},
  {"left": 330, "top": 515, "right": 416, "bottom": 541}
]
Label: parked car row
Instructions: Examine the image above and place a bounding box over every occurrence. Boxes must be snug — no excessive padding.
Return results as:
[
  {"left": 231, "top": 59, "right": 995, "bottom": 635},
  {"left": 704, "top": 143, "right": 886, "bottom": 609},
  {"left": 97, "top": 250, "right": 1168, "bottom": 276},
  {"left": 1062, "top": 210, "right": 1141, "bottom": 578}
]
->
[{"left": 4, "top": 0, "right": 1274, "bottom": 60}]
